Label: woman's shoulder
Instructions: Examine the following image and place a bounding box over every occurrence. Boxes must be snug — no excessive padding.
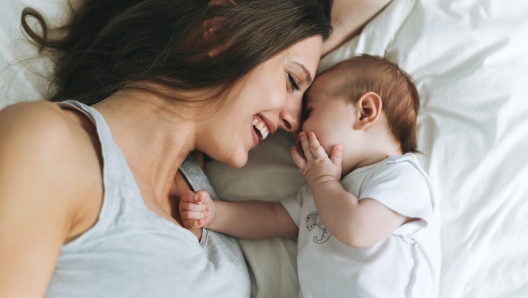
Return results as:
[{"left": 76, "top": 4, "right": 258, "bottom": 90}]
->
[
  {"left": 0, "top": 100, "right": 101, "bottom": 168},
  {"left": 0, "top": 101, "right": 77, "bottom": 164},
  {"left": 0, "top": 100, "right": 103, "bottom": 242},
  {"left": 0, "top": 100, "right": 77, "bottom": 140},
  {"left": 0, "top": 100, "right": 99, "bottom": 151}
]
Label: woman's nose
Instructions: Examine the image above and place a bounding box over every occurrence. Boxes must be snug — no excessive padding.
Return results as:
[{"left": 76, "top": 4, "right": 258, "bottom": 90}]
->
[{"left": 279, "top": 109, "right": 300, "bottom": 132}]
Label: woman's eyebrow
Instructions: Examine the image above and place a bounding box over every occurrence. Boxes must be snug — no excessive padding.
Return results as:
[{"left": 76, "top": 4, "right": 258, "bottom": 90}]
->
[{"left": 293, "top": 61, "right": 313, "bottom": 84}]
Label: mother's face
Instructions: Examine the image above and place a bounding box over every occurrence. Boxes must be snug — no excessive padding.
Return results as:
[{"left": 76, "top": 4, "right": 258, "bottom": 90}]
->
[{"left": 198, "top": 36, "right": 322, "bottom": 168}]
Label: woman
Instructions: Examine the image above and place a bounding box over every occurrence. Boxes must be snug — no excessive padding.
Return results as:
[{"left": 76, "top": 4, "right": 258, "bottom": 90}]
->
[{"left": 0, "top": 0, "right": 390, "bottom": 296}]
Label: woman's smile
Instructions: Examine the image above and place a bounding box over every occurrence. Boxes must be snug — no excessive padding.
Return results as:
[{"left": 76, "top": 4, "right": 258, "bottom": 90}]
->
[
  {"left": 252, "top": 115, "right": 269, "bottom": 141},
  {"left": 252, "top": 114, "right": 277, "bottom": 139},
  {"left": 197, "top": 36, "right": 322, "bottom": 168}
]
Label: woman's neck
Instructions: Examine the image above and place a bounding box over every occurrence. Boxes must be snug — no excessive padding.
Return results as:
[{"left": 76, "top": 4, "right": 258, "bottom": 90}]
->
[{"left": 92, "top": 89, "right": 197, "bottom": 211}]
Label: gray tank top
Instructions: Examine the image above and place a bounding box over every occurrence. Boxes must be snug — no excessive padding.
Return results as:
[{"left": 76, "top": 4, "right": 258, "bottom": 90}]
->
[{"left": 45, "top": 100, "right": 250, "bottom": 298}]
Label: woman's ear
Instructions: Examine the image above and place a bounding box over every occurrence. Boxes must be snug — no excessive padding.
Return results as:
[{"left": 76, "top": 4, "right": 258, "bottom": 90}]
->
[
  {"left": 353, "top": 92, "right": 382, "bottom": 130},
  {"left": 202, "top": 18, "right": 232, "bottom": 57},
  {"left": 209, "top": 0, "right": 236, "bottom": 6},
  {"left": 204, "top": 0, "right": 236, "bottom": 45},
  {"left": 203, "top": 18, "right": 228, "bottom": 42}
]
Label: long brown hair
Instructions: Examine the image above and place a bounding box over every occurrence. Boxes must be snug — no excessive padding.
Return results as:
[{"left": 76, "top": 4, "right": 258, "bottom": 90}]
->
[{"left": 21, "top": 0, "right": 331, "bottom": 106}]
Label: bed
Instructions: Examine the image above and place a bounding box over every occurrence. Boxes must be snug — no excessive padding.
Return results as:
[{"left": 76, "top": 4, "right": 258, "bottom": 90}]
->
[{"left": 2, "top": 0, "right": 528, "bottom": 297}]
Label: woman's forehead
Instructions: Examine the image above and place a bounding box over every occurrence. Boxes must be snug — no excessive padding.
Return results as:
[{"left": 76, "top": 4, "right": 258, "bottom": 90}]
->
[{"left": 284, "top": 36, "right": 322, "bottom": 72}]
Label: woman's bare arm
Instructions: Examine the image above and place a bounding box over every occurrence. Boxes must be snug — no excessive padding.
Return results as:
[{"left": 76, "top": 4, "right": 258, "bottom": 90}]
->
[
  {"left": 322, "top": 0, "right": 392, "bottom": 56},
  {"left": 0, "top": 101, "right": 103, "bottom": 297}
]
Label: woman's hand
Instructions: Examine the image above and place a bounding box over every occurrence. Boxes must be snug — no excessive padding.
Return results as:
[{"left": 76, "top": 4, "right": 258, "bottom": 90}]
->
[
  {"left": 290, "top": 131, "right": 342, "bottom": 188},
  {"left": 179, "top": 190, "right": 217, "bottom": 229}
]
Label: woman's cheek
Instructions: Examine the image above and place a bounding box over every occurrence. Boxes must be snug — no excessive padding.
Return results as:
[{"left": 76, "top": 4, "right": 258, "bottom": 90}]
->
[{"left": 263, "top": 79, "right": 289, "bottom": 110}]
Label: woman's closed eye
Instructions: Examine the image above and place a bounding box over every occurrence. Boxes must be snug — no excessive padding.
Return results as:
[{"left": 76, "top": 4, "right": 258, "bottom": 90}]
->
[{"left": 287, "top": 72, "right": 301, "bottom": 92}]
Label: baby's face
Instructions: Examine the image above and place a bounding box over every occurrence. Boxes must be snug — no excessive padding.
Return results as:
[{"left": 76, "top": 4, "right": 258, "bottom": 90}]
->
[
  {"left": 299, "top": 76, "right": 358, "bottom": 158},
  {"left": 297, "top": 68, "right": 400, "bottom": 174}
]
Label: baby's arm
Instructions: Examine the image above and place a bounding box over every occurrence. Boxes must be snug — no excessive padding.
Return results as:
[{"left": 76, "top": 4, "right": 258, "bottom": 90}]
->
[
  {"left": 291, "top": 132, "right": 409, "bottom": 248},
  {"left": 179, "top": 191, "right": 298, "bottom": 239}
]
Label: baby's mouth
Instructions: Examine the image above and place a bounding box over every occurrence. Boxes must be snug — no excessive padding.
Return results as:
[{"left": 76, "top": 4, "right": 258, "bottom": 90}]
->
[{"left": 252, "top": 117, "right": 269, "bottom": 140}]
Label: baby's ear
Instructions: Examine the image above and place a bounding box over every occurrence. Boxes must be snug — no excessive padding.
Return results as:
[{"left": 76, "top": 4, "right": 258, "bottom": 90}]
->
[{"left": 353, "top": 92, "right": 382, "bottom": 130}]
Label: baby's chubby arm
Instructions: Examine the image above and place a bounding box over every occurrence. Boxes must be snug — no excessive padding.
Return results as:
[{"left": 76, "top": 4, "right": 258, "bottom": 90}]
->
[
  {"left": 179, "top": 191, "right": 298, "bottom": 239},
  {"left": 291, "top": 132, "right": 409, "bottom": 248}
]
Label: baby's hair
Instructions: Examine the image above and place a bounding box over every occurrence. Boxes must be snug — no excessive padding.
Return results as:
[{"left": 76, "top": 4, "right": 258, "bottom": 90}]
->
[{"left": 326, "top": 54, "right": 420, "bottom": 154}]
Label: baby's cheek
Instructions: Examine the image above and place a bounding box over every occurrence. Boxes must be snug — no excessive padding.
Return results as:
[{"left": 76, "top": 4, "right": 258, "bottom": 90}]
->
[
  {"left": 312, "top": 134, "right": 332, "bottom": 156},
  {"left": 322, "top": 144, "right": 333, "bottom": 157},
  {"left": 318, "top": 131, "right": 338, "bottom": 156}
]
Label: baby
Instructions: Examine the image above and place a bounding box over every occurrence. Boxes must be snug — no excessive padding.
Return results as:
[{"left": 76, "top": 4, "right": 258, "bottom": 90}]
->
[{"left": 180, "top": 55, "right": 439, "bottom": 298}]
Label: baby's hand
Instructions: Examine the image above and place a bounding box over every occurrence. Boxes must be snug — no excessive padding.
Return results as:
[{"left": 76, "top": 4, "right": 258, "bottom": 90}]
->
[
  {"left": 179, "top": 190, "right": 216, "bottom": 229},
  {"left": 290, "top": 132, "right": 342, "bottom": 187}
]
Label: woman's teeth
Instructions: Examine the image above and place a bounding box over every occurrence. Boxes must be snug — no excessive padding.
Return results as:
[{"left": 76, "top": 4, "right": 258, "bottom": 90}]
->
[{"left": 252, "top": 118, "right": 269, "bottom": 140}]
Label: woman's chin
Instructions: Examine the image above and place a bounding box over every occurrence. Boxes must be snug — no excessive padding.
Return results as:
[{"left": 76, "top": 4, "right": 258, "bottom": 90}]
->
[
  {"left": 227, "top": 154, "right": 248, "bottom": 169},
  {"left": 212, "top": 151, "right": 248, "bottom": 169}
]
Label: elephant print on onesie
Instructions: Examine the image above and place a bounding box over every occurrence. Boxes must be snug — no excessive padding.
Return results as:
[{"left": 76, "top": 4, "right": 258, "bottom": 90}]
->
[{"left": 306, "top": 212, "right": 331, "bottom": 243}]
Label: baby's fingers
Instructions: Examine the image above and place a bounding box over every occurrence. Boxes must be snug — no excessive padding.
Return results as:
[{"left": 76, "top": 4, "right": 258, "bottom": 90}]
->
[
  {"left": 181, "top": 210, "right": 209, "bottom": 221},
  {"left": 183, "top": 219, "right": 206, "bottom": 229},
  {"left": 180, "top": 201, "right": 209, "bottom": 212},
  {"left": 181, "top": 191, "right": 203, "bottom": 203},
  {"left": 291, "top": 146, "right": 307, "bottom": 172},
  {"left": 299, "top": 132, "right": 314, "bottom": 161},
  {"left": 330, "top": 144, "right": 343, "bottom": 167},
  {"left": 308, "top": 132, "right": 327, "bottom": 161}
]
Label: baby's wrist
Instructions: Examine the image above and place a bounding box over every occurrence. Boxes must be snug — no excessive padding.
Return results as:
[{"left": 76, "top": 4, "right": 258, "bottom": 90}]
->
[{"left": 308, "top": 175, "right": 340, "bottom": 190}]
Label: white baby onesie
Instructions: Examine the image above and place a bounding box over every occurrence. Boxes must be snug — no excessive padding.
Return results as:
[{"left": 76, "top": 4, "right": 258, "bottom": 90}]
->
[{"left": 281, "top": 153, "right": 440, "bottom": 298}]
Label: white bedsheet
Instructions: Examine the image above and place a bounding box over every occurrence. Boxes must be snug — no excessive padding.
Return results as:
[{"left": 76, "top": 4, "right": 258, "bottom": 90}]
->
[
  {"left": 2, "top": 0, "right": 528, "bottom": 297},
  {"left": 0, "top": 0, "right": 66, "bottom": 106}
]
